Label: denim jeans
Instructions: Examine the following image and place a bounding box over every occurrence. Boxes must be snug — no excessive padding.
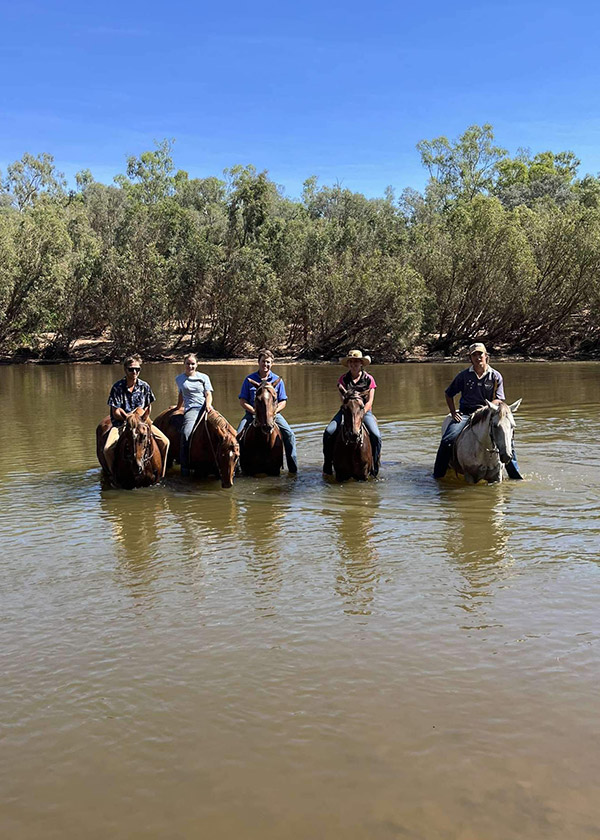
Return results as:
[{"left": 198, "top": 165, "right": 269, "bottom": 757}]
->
[
  {"left": 180, "top": 406, "right": 204, "bottom": 471},
  {"left": 237, "top": 411, "right": 298, "bottom": 472},
  {"left": 323, "top": 409, "right": 382, "bottom": 473}
]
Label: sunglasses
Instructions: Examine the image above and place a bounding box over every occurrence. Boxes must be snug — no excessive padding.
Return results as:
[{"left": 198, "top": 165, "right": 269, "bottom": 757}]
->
[{"left": 127, "top": 367, "right": 141, "bottom": 373}]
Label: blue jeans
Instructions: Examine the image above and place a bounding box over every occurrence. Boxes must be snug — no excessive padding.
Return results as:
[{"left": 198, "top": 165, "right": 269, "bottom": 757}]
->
[
  {"left": 323, "top": 409, "right": 382, "bottom": 474},
  {"left": 237, "top": 412, "right": 298, "bottom": 472},
  {"left": 433, "top": 413, "right": 522, "bottom": 479},
  {"left": 180, "top": 406, "right": 205, "bottom": 471}
]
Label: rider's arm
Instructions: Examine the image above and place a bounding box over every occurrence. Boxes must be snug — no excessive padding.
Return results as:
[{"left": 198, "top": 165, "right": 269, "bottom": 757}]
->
[
  {"left": 240, "top": 397, "right": 255, "bottom": 414},
  {"left": 275, "top": 399, "right": 286, "bottom": 415},
  {"left": 446, "top": 393, "right": 462, "bottom": 422},
  {"left": 111, "top": 405, "right": 128, "bottom": 423},
  {"left": 205, "top": 390, "right": 213, "bottom": 413},
  {"left": 171, "top": 390, "right": 184, "bottom": 411},
  {"left": 364, "top": 390, "right": 374, "bottom": 413}
]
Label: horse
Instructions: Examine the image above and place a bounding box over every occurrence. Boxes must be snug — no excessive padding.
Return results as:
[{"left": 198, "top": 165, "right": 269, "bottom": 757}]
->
[
  {"left": 444, "top": 399, "right": 522, "bottom": 483},
  {"left": 96, "top": 409, "right": 163, "bottom": 489},
  {"left": 238, "top": 377, "right": 284, "bottom": 476},
  {"left": 331, "top": 388, "right": 374, "bottom": 481},
  {"left": 153, "top": 407, "right": 239, "bottom": 488}
]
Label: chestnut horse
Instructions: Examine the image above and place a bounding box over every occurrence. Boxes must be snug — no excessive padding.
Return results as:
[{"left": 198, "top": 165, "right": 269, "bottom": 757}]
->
[
  {"left": 154, "top": 407, "right": 239, "bottom": 488},
  {"left": 238, "top": 378, "right": 284, "bottom": 476},
  {"left": 332, "top": 388, "right": 373, "bottom": 481},
  {"left": 96, "top": 409, "right": 163, "bottom": 489}
]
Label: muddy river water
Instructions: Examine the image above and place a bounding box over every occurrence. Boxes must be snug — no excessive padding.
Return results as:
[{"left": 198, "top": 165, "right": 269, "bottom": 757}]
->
[{"left": 1, "top": 361, "right": 599, "bottom": 839}]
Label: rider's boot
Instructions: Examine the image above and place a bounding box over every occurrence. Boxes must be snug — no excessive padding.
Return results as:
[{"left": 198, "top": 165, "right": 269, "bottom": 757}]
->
[
  {"left": 506, "top": 455, "right": 523, "bottom": 480},
  {"left": 322, "top": 433, "right": 334, "bottom": 475},
  {"left": 433, "top": 442, "right": 452, "bottom": 479}
]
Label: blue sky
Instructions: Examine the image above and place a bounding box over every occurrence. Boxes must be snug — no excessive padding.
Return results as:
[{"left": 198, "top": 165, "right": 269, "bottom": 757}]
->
[{"left": 2, "top": 0, "right": 600, "bottom": 198}]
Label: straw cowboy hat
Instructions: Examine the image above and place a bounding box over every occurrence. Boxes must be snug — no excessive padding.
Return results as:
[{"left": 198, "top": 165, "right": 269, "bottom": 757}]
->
[{"left": 339, "top": 349, "right": 372, "bottom": 366}]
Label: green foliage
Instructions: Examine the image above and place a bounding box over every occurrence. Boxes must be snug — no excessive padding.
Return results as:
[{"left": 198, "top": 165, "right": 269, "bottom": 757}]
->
[
  {"left": 4, "top": 128, "right": 600, "bottom": 360},
  {"left": 3, "top": 153, "right": 67, "bottom": 210},
  {"left": 417, "top": 124, "right": 507, "bottom": 205}
]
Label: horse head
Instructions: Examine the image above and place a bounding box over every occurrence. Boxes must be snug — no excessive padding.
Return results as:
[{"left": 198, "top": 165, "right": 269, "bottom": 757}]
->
[
  {"left": 486, "top": 399, "right": 521, "bottom": 465},
  {"left": 251, "top": 377, "right": 281, "bottom": 434},
  {"left": 123, "top": 408, "right": 153, "bottom": 474},
  {"left": 211, "top": 415, "right": 240, "bottom": 488},
  {"left": 341, "top": 387, "right": 368, "bottom": 441}
]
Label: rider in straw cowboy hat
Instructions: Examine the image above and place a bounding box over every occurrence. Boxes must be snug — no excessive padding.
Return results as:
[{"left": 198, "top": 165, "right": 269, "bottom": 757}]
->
[
  {"left": 322, "top": 349, "right": 382, "bottom": 476},
  {"left": 433, "top": 342, "right": 522, "bottom": 479}
]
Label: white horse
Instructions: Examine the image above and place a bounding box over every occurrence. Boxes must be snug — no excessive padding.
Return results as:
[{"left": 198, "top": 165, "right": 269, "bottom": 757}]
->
[{"left": 441, "top": 399, "right": 522, "bottom": 483}]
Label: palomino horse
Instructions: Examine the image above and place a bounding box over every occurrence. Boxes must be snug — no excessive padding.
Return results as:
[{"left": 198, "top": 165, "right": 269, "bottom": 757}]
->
[
  {"left": 444, "top": 399, "right": 522, "bottom": 483},
  {"left": 96, "top": 409, "right": 163, "bottom": 489},
  {"left": 153, "top": 408, "right": 239, "bottom": 488},
  {"left": 238, "top": 377, "right": 284, "bottom": 476},
  {"left": 332, "top": 388, "right": 374, "bottom": 481}
]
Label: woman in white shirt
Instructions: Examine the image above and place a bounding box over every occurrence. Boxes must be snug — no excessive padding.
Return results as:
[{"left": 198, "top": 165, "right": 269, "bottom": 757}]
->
[{"left": 174, "top": 354, "right": 213, "bottom": 476}]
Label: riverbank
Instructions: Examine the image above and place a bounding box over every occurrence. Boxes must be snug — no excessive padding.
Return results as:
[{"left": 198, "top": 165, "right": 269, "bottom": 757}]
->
[{"left": 1, "top": 333, "right": 598, "bottom": 365}]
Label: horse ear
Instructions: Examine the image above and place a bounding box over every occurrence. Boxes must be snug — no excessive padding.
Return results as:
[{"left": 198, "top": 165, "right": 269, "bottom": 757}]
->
[
  {"left": 248, "top": 378, "right": 261, "bottom": 387},
  {"left": 141, "top": 407, "right": 150, "bottom": 422},
  {"left": 508, "top": 398, "right": 522, "bottom": 413},
  {"left": 271, "top": 377, "right": 281, "bottom": 387},
  {"left": 485, "top": 400, "right": 499, "bottom": 412}
]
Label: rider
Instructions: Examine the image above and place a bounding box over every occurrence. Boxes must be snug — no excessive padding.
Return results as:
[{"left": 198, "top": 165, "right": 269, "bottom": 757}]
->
[
  {"left": 237, "top": 348, "right": 298, "bottom": 473},
  {"left": 322, "top": 349, "right": 382, "bottom": 476},
  {"left": 173, "top": 353, "right": 213, "bottom": 477},
  {"left": 433, "top": 342, "right": 522, "bottom": 480},
  {"left": 104, "top": 353, "right": 169, "bottom": 479}
]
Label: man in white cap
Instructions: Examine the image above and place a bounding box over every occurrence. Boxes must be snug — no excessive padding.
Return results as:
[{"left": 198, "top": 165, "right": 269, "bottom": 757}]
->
[{"left": 433, "top": 342, "right": 522, "bottom": 479}]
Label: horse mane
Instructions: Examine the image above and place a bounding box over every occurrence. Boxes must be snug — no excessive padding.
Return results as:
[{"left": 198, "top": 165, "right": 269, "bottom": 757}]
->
[
  {"left": 469, "top": 402, "right": 509, "bottom": 428},
  {"left": 206, "top": 410, "right": 237, "bottom": 441},
  {"left": 468, "top": 405, "right": 490, "bottom": 428}
]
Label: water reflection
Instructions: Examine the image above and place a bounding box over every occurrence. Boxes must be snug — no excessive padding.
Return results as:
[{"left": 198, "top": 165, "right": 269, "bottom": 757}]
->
[
  {"left": 436, "top": 484, "right": 515, "bottom": 620},
  {"left": 98, "top": 489, "right": 169, "bottom": 598},
  {"left": 235, "top": 482, "right": 287, "bottom": 611},
  {"left": 324, "top": 485, "right": 381, "bottom": 616}
]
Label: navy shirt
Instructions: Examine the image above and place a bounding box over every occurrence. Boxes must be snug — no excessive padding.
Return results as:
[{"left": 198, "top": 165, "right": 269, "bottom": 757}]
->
[
  {"left": 446, "top": 366, "right": 505, "bottom": 415},
  {"left": 108, "top": 377, "right": 155, "bottom": 426}
]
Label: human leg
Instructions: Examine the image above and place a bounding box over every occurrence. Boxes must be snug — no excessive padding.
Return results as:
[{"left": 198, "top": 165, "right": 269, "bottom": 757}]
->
[
  {"left": 505, "top": 441, "right": 523, "bottom": 480},
  {"left": 103, "top": 425, "right": 122, "bottom": 478},
  {"left": 236, "top": 412, "right": 253, "bottom": 437},
  {"left": 275, "top": 414, "right": 298, "bottom": 472},
  {"left": 179, "top": 408, "right": 201, "bottom": 475},
  {"left": 151, "top": 424, "right": 170, "bottom": 478},
  {"left": 363, "top": 411, "right": 382, "bottom": 476},
  {"left": 433, "top": 416, "right": 469, "bottom": 478},
  {"left": 323, "top": 409, "right": 343, "bottom": 474}
]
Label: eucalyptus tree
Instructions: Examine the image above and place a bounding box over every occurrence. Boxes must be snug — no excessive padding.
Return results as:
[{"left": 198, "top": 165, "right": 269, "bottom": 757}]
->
[
  {"left": 2, "top": 152, "right": 67, "bottom": 211},
  {"left": 417, "top": 124, "right": 507, "bottom": 206}
]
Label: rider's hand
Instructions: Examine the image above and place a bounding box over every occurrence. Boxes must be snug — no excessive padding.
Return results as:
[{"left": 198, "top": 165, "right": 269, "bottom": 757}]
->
[
  {"left": 452, "top": 409, "right": 462, "bottom": 423},
  {"left": 206, "top": 405, "right": 212, "bottom": 413}
]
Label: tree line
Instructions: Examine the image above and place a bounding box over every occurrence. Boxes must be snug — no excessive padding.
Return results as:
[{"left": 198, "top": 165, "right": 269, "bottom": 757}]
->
[{"left": 2, "top": 125, "right": 600, "bottom": 361}]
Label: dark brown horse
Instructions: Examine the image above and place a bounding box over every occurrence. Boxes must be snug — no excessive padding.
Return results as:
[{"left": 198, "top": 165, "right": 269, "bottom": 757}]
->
[
  {"left": 332, "top": 389, "right": 373, "bottom": 481},
  {"left": 154, "top": 407, "right": 239, "bottom": 487},
  {"left": 96, "top": 409, "right": 163, "bottom": 489},
  {"left": 238, "top": 378, "right": 284, "bottom": 476}
]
